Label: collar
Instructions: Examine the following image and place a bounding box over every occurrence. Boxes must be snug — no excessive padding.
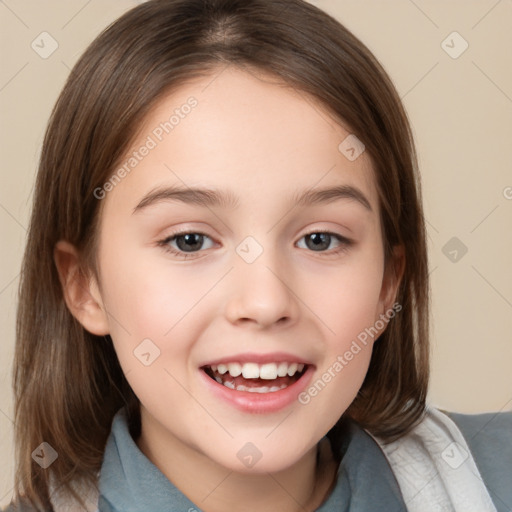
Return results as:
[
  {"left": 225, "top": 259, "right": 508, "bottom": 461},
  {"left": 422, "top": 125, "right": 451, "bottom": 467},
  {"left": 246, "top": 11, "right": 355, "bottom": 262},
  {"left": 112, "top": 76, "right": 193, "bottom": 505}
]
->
[{"left": 97, "top": 407, "right": 407, "bottom": 512}]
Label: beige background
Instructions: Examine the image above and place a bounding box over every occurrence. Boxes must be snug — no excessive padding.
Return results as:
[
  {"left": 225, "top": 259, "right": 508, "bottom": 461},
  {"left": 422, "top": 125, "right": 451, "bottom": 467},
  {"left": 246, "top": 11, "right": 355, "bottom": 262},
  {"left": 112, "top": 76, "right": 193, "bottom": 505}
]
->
[{"left": 1, "top": 0, "right": 511, "bottom": 505}]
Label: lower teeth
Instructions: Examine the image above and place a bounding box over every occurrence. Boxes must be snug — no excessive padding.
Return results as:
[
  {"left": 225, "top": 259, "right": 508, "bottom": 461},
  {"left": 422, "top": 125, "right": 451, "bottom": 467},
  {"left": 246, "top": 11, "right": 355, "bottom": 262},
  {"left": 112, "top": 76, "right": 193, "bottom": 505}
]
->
[{"left": 214, "top": 375, "right": 288, "bottom": 393}]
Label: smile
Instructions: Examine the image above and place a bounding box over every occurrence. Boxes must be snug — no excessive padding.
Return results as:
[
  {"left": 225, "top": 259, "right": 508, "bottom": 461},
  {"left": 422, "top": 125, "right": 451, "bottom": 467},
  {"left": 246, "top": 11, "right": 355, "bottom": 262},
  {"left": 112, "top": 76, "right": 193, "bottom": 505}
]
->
[{"left": 203, "top": 362, "right": 307, "bottom": 393}]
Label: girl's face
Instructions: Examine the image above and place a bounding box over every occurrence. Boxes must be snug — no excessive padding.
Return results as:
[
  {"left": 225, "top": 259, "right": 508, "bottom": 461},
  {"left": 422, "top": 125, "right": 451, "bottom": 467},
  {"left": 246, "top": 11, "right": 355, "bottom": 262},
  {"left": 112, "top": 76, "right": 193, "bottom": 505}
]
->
[{"left": 91, "top": 66, "right": 399, "bottom": 474}]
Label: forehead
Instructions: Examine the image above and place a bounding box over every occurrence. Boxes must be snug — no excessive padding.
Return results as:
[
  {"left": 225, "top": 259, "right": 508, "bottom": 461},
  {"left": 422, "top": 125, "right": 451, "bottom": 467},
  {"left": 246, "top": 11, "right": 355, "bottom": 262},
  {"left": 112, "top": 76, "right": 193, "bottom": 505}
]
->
[{"left": 102, "top": 65, "right": 378, "bottom": 217}]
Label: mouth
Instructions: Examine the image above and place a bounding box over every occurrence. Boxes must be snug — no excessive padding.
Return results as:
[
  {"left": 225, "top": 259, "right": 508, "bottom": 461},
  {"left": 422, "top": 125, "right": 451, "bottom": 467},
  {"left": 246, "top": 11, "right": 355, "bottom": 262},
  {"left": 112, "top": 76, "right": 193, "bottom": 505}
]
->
[
  {"left": 201, "top": 361, "right": 309, "bottom": 394},
  {"left": 198, "top": 353, "right": 315, "bottom": 413}
]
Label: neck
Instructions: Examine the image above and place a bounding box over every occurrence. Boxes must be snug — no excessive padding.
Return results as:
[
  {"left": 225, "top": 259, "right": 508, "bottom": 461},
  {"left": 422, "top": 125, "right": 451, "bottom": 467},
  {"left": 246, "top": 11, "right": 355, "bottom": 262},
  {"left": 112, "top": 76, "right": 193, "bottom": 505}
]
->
[{"left": 136, "top": 412, "right": 338, "bottom": 512}]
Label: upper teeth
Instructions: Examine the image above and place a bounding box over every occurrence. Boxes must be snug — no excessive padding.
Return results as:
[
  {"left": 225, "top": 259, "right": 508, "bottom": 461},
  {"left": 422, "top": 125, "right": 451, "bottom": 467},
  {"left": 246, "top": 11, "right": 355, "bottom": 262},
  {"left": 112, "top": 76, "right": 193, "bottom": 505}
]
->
[{"left": 210, "top": 362, "right": 305, "bottom": 380}]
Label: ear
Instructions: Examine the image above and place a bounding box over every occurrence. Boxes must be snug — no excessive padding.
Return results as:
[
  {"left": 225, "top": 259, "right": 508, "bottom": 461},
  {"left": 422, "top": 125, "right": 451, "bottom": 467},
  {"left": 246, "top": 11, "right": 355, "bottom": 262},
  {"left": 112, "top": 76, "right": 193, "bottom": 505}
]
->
[
  {"left": 54, "top": 240, "right": 110, "bottom": 336},
  {"left": 378, "top": 244, "right": 405, "bottom": 314}
]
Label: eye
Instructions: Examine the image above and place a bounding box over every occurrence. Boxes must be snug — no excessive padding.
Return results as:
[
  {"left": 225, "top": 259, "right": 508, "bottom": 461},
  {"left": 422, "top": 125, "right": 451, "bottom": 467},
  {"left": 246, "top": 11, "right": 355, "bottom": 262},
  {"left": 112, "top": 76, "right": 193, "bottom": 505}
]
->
[
  {"left": 296, "top": 231, "right": 352, "bottom": 255},
  {"left": 158, "top": 230, "right": 215, "bottom": 259},
  {"left": 158, "top": 229, "right": 353, "bottom": 260}
]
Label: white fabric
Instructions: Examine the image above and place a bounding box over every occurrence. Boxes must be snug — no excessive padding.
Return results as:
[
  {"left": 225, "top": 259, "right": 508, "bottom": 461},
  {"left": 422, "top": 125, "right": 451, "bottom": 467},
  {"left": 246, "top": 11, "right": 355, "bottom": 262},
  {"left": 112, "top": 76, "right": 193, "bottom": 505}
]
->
[
  {"left": 49, "top": 472, "right": 99, "bottom": 512},
  {"left": 370, "top": 406, "right": 497, "bottom": 512}
]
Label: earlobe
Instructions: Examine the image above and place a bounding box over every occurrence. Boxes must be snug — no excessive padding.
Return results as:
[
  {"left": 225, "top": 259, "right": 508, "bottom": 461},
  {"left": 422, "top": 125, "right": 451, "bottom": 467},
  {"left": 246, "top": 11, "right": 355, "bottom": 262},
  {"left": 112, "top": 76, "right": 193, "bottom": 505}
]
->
[{"left": 54, "top": 240, "right": 110, "bottom": 336}]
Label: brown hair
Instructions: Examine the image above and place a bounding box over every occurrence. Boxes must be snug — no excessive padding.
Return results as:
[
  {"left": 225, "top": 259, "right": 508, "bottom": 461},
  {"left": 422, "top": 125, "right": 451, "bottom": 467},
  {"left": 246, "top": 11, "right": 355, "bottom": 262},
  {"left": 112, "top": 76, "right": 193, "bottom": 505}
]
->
[{"left": 11, "top": 0, "right": 429, "bottom": 509}]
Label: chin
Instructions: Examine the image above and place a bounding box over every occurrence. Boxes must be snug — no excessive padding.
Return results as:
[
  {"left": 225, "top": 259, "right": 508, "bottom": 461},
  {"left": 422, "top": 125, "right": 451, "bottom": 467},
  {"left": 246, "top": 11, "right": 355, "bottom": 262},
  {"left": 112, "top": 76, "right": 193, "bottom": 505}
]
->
[{"left": 202, "top": 436, "right": 316, "bottom": 475}]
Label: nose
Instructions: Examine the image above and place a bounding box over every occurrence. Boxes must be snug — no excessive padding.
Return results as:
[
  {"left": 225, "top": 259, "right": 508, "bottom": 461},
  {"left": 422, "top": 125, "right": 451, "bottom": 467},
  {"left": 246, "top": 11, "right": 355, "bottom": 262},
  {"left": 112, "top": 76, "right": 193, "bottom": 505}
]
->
[{"left": 224, "top": 248, "right": 299, "bottom": 329}]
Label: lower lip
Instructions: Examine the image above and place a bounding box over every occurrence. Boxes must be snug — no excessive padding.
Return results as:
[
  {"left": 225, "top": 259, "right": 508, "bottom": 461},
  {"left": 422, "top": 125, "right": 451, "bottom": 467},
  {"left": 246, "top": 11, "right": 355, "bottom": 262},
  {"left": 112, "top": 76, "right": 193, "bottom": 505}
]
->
[{"left": 198, "top": 366, "right": 315, "bottom": 414}]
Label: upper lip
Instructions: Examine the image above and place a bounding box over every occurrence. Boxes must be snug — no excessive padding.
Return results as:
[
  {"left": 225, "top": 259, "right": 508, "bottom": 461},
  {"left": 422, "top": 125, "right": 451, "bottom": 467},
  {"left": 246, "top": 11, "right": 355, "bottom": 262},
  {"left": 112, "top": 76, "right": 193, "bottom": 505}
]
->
[{"left": 200, "top": 352, "right": 313, "bottom": 368}]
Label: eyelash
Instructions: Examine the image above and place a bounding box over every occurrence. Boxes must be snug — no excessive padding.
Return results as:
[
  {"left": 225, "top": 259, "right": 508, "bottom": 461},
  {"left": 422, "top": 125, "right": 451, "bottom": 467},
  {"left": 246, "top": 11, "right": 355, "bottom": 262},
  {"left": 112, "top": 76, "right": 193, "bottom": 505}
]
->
[{"left": 157, "top": 228, "right": 353, "bottom": 260}]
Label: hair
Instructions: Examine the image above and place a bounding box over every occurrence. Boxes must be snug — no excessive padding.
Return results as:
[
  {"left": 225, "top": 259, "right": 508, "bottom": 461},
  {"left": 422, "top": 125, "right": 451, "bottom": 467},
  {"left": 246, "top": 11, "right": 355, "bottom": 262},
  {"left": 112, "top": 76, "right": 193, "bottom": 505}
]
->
[{"left": 11, "top": 0, "right": 429, "bottom": 509}]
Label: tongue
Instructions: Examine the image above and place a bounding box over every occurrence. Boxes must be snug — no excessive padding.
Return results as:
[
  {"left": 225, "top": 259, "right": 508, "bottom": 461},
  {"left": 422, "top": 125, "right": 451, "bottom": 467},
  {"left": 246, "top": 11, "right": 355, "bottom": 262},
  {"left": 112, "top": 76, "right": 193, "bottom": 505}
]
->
[{"left": 216, "top": 371, "right": 296, "bottom": 388}]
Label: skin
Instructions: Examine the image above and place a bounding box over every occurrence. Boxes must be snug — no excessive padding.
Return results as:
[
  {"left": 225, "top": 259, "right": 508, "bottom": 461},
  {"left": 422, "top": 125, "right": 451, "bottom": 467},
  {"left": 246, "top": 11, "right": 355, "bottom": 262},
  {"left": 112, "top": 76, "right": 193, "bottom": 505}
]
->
[{"left": 55, "top": 65, "right": 403, "bottom": 512}]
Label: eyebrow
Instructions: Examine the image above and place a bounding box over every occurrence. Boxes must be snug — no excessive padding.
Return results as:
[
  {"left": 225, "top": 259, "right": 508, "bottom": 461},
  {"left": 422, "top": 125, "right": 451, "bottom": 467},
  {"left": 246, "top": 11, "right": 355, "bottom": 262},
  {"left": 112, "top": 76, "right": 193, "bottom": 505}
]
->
[{"left": 132, "top": 183, "right": 372, "bottom": 214}]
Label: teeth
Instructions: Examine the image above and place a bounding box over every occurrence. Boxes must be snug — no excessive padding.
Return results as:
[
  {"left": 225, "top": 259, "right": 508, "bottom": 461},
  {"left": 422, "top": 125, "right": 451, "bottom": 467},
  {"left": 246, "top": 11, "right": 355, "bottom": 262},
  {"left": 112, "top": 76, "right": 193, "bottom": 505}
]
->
[
  {"left": 277, "top": 362, "right": 288, "bottom": 377},
  {"left": 224, "top": 382, "right": 288, "bottom": 393},
  {"left": 209, "top": 361, "right": 307, "bottom": 379},
  {"left": 259, "top": 363, "right": 277, "bottom": 380},
  {"left": 208, "top": 364, "right": 302, "bottom": 393},
  {"left": 217, "top": 364, "right": 228, "bottom": 375},
  {"left": 227, "top": 362, "right": 242, "bottom": 377},
  {"left": 241, "top": 363, "right": 260, "bottom": 379},
  {"left": 287, "top": 363, "right": 298, "bottom": 376}
]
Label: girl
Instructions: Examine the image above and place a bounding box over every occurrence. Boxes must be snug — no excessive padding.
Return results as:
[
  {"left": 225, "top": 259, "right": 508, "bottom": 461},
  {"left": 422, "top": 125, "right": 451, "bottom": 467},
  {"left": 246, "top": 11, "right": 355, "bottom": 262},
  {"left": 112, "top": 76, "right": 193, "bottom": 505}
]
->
[{"left": 5, "top": 0, "right": 511, "bottom": 511}]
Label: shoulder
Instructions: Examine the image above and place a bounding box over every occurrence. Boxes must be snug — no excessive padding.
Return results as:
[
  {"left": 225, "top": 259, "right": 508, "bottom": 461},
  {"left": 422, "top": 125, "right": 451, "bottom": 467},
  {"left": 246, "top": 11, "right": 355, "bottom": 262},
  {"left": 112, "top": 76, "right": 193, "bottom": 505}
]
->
[
  {"left": 445, "top": 409, "right": 512, "bottom": 440},
  {"left": 444, "top": 409, "right": 512, "bottom": 511},
  {"left": 445, "top": 409, "right": 512, "bottom": 467}
]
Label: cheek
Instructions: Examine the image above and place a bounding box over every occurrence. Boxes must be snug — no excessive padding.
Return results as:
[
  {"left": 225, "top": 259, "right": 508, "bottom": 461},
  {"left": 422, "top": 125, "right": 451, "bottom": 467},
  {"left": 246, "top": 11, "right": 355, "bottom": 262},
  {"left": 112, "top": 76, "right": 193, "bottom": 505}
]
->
[
  {"left": 307, "top": 247, "right": 385, "bottom": 346},
  {"left": 99, "top": 245, "right": 214, "bottom": 336},
  {"left": 296, "top": 246, "right": 385, "bottom": 417},
  {"left": 98, "top": 256, "right": 206, "bottom": 424},
  {"left": 298, "top": 286, "right": 379, "bottom": 431}
]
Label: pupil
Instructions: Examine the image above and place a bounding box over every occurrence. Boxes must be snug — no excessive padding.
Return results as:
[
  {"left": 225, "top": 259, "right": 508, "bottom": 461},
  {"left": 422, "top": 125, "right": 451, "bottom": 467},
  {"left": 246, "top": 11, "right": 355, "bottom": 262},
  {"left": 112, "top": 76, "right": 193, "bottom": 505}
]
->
[
  {"left": 178, "top": 233, "right": 203, "bottom": 252},
  {"left": 308, "top": 233, "right": 329, "bottom": 251}
]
